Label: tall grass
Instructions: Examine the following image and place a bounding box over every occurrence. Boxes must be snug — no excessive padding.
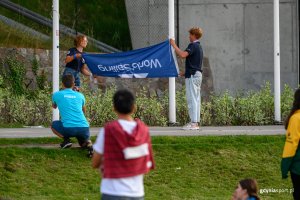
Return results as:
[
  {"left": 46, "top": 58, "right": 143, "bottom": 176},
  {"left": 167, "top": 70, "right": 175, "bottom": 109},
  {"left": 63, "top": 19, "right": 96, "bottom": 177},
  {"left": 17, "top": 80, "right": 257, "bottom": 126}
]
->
[
  {"left": 0, "top": 0, "right": 131, "bottom": 50},
  {"left": 0, "top": 81, "right": 294, "bottom": 127},
  {"left": 0, "top": 22, "right": 99, "bottom": 51}
]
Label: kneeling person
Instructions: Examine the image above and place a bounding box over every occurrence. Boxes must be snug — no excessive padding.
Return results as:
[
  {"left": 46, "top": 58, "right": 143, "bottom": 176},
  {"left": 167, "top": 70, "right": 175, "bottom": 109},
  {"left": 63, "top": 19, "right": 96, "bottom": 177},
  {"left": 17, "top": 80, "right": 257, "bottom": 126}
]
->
[{"left": 51, "top": 74, "right": 92, "bottom": 155}]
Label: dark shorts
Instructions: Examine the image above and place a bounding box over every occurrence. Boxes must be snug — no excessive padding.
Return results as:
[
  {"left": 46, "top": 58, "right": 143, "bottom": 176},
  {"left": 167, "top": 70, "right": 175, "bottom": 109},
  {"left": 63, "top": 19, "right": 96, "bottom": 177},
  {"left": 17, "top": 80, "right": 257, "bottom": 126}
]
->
[
  {"left": 102, "top": 194, "right": 144, "bottom": 200},
  {"left": 51, "top": 120, "right": 90, "bottom": 143},
  {"left": 63, "top": 67, "right": 81, "bottom": 87}
]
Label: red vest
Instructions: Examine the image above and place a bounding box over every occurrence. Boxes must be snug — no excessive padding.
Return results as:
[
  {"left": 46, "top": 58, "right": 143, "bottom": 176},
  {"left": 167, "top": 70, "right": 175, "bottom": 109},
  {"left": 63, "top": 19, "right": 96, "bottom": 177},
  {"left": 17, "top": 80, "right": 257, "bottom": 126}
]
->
[{"left": 103, "top": 119, "right": 155, "bottom": 178}]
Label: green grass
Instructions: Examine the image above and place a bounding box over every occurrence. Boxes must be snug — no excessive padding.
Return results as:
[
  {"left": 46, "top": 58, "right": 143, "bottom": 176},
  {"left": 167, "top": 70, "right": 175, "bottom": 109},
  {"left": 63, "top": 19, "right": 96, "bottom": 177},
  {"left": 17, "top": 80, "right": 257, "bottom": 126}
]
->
[
  {"left": 0, "top": 0, "right": 131, "bottom": 50},
  {"left": 0, "top": 21, "right": 50, "bottom": 49},
  {"left": 0, "top": 122, "right": 24, "bottom": 128},
  {"left": 0, "top": 136, "right": 294, "bottom": 200}
]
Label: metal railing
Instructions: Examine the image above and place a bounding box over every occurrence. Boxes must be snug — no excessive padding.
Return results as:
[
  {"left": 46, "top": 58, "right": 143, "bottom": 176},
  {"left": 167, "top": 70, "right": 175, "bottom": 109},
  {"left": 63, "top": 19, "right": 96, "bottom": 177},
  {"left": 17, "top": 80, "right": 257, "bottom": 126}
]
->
[{"left": 0, "top": 14, "right": 50, "bottom": 41}]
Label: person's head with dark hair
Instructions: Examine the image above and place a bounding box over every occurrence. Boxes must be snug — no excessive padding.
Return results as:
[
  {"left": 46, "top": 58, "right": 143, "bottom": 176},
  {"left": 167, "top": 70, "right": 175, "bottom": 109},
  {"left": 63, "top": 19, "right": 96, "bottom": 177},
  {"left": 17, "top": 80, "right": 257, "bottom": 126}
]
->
[
  {"left": 285, "top": 88, "right": 300, "bottom": 129},
  {"left": 62, "top": 74, "right": 75, "bottom": 89},
  {"left": 232, "top": 179, "right": 260, "bottom": 200},
  {"left": 113, "top": 89, "right": 135, "bottom": 115}
]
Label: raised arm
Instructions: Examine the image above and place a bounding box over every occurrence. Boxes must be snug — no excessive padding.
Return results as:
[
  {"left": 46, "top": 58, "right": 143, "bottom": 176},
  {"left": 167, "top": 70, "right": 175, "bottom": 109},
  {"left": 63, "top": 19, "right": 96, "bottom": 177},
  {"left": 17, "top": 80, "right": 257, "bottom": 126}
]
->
[
  {"left": 170, "top": 39, "right": 189, "bottom": 58},
  {"left": 65, "top": 53, "right": 82, "bottom": 64}
]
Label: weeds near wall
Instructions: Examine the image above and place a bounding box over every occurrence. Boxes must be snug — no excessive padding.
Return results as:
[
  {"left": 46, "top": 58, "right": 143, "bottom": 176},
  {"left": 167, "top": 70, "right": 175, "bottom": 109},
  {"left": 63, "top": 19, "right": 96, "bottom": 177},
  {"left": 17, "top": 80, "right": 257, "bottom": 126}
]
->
[
  {"left": 1, "top": 57, "right": 26, "bottom": 95},
  {"left": 32, "top": 57, "right": 47, "bottom": 91},
  {"left": 0, "top": 59, "right": 295, "bottom": 127}
]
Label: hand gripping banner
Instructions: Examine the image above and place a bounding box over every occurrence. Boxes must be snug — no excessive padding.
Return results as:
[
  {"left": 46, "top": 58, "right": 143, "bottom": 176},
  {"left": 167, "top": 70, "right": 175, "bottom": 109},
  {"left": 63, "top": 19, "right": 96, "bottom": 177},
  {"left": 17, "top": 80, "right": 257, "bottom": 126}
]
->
[{"left": 83, "top": 40, "right": 179, "bottom": 78}]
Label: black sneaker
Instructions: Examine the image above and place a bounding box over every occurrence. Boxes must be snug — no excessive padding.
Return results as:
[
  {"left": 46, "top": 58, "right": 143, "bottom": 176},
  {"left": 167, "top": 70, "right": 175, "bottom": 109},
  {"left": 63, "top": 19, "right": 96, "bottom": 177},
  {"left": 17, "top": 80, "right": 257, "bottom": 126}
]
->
[
  {"left": 86, "top": 141, "right": 94, "bottom": 158},
  {"left": 60, "top": 139, "right": 72, "bottom": 149}
]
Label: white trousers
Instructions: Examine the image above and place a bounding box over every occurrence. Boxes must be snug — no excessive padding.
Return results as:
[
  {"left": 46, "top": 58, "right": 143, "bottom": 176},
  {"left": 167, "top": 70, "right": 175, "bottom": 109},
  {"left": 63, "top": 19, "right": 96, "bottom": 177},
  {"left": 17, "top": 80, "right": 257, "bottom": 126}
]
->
[{"left": 185, "top": 71, "right": 202, "bottom": 123}]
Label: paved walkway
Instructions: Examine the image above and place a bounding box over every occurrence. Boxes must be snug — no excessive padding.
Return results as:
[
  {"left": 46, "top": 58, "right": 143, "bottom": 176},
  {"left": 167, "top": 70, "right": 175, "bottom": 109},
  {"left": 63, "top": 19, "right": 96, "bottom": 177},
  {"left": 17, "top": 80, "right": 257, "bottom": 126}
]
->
[{"left": 0, "top": 125, "right": 285, "bottom": 138}]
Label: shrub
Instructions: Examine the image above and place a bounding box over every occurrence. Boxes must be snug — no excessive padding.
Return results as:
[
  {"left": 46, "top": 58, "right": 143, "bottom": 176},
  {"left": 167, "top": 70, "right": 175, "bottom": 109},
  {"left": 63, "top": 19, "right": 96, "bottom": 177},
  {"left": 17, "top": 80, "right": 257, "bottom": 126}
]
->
[
  {"left": 201, "top": 101, "right": 213, "bottom": 126},
  {"left": 3, "top": 90, "right": 51, "bottom": 126},
  {"left": 0, "top": 81, "right": 295, "bottom": 127},
  {"left": 281, "top": 84, "right": 294, "bottom": 123},
  {"left": 175, "top": 88, "right": 189, "bottom": 125},
  {"left": 134, "top": 88, "right": 167, "bottom": 126},
  {"left": 210, "top": 91, "right": 235, "bottom": 125},
  {"left": 256, "top": 82, "right": 274, "bottom": 124},
  {"left": 232, "top": 92, "right": 265, "bottom": 125},
  {"left": 0, "top": 88, "right": 9, "bottom": 123},
  {"left": 84, "top": 87, "right": 117, "bottom": 126}
]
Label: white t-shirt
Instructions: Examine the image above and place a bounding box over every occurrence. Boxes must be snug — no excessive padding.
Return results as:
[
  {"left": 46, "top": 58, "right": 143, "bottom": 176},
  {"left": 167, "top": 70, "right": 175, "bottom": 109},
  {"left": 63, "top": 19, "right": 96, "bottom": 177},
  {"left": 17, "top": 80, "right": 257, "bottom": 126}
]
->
[{"left": 93, "top": 119, "right": 144, "bottom": 197}]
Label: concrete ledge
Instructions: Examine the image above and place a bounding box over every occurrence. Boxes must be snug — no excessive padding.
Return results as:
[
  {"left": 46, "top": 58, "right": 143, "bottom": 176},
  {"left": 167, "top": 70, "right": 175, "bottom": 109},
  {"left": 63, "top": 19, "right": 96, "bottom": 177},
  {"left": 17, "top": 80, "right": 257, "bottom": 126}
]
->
[{"left": 0, "top": 126, "right": 285, "bottom": 138}]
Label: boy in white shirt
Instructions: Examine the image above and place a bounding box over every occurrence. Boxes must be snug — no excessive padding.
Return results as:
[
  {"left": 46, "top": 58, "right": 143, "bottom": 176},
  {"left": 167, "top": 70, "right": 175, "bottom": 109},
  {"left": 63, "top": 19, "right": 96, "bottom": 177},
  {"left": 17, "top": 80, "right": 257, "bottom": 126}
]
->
[{"left": 92, "top": 89, "right": 155, "bottom": 200}]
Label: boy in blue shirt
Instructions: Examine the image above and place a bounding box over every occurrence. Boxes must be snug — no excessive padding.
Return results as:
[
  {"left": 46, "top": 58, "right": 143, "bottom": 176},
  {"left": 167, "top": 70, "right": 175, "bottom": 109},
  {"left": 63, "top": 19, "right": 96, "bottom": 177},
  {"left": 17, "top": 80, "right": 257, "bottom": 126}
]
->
[{"left": 51, "top": 74, "right": 93, "bottom": 156}]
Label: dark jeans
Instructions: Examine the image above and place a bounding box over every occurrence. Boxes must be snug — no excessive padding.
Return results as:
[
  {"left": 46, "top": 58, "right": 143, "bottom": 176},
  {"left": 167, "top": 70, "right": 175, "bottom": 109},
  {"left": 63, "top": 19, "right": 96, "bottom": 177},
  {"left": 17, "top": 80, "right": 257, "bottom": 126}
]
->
[
  {"left": 291, "top": 172, "right": 300, "bottom": 200},
  {"left": 63, "top": 67, "right": 80, "bottom": 87},
  {"left": 51, "top": 120, "right": 90, "bottom": 145},
  {"left": 101, "top": 194, "right": 144, "bottom": 200}
]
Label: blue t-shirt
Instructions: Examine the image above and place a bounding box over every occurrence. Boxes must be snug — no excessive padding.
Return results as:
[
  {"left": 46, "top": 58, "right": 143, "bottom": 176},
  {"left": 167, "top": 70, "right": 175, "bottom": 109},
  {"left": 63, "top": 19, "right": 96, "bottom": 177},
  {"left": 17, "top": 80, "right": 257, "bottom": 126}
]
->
[
  {"left": 247, "top": 197, "right": 258, "bottom": 200},
  {"left": 52, "top": 88, "right": 89, "bottom": 127},
  {"left": 185, "top": 41, "right": 203, "bottom": 78},
  {"left": 65, "top": 47, "right": 86, "bottom": 72}
]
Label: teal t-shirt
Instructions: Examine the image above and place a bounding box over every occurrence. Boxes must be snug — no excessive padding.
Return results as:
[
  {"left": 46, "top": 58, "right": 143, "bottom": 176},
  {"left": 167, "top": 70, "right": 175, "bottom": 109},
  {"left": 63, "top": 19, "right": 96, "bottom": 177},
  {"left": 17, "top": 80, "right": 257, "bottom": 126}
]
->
[{"left": 52, "top": 88, "right": 89, "bottom": 127}]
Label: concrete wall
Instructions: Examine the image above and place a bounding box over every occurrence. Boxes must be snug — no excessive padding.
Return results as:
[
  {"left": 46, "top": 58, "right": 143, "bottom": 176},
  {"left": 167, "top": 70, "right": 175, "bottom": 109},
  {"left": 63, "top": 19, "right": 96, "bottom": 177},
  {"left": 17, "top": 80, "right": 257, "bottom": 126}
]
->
[
  {"left": 125, "top": 0, "right": 299, "bottom": 93},
  {"left": 125, "top": 0, "right": 169, "bottom": 49}
]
